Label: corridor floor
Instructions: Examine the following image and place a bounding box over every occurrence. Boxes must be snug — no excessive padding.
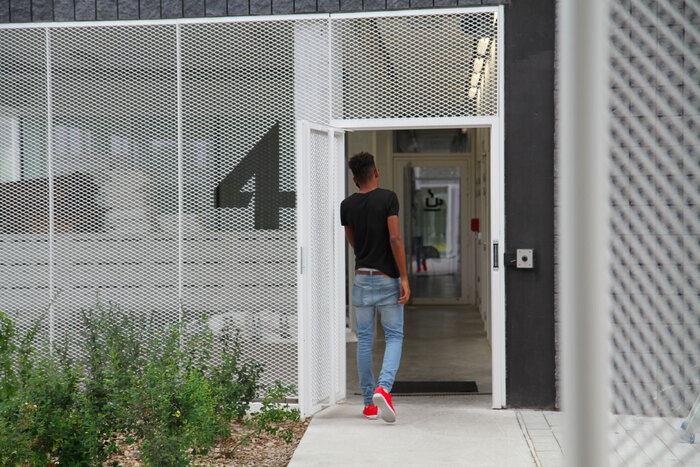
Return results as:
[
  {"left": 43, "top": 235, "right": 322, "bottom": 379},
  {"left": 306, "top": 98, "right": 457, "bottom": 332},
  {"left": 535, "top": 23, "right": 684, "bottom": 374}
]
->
[{"left": 346, "top": 304, "right": 492, "bottom": 397}]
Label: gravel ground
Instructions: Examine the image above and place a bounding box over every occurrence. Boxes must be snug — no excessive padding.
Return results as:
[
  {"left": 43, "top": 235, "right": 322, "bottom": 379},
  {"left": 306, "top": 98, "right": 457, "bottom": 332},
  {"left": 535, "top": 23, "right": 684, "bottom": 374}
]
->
[{"left": 104, "top": 419, "right": 310, "bottom": 466}]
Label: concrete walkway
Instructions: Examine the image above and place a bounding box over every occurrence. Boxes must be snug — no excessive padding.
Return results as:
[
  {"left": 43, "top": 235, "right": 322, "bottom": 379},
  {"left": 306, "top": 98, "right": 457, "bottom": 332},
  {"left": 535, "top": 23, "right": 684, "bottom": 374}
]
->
[
  {"left": 290, "top": 395, "right": 700, "bottom": 466},
  {"left": 289, "top": 395, "right": 540, "bottom": 467}
]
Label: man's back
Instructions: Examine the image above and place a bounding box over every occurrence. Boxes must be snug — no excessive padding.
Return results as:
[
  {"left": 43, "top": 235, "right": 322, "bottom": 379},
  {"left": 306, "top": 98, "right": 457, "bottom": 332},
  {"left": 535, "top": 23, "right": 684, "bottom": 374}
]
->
[
  {"left": 340, "top": 188, "right": 400, "bottom": 278},
  {"left": 342, "top": 151, "right": 409, "bottom": 423}
]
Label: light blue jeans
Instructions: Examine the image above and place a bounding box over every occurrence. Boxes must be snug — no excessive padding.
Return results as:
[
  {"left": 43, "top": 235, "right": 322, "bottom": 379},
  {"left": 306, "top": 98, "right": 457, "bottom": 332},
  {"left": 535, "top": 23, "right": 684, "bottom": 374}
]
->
[{"left": 352, "top": 273, "right": 404, "bottom": 406}]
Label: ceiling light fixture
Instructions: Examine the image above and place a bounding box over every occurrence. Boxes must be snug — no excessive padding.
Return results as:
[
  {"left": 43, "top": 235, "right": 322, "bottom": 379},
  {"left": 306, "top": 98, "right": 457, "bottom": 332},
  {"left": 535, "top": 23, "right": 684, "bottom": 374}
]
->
[
  {"left": 473, "top": 57, "right": 484, "bottom": 74},
  {"left": 477, "top": 37, "right": 490, "bottom": 55},
  {"left": 470, "top": 72, "right": 481, "bottom": 88}
]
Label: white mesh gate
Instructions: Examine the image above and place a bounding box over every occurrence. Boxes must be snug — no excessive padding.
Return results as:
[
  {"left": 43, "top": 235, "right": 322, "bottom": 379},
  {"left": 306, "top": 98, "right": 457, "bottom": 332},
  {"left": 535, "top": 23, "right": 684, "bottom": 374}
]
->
[
  {"left": 0, "top": 19, "right": 330, "bottom": 391},
  {"left": 0, "top": 8, "right": 501, "bottom": 417},
  {"left": 606, "top": 0, "right": 700, "bottom": 464},
  {"left": 297, "top": 122, "right": 346, "bottom": 416},
  {"left": 561, "top": 0, "right": 699, "bottom": 465}
]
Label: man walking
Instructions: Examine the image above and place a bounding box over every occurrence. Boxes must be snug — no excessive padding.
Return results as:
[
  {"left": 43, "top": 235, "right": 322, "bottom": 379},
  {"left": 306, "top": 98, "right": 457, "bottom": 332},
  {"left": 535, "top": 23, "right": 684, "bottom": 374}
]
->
[{"left": 340, "top": 152, "right": 410, "bottom": 423}]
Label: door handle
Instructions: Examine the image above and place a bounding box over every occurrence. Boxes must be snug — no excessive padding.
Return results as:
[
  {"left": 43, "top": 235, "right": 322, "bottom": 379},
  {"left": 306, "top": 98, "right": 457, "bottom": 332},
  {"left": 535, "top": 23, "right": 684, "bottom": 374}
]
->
[
  {"left": 299, "top": 246, "right": 303, "bottom": 274},
  {"left": 492, "top": 242, "right": 499, "bottom": 270}
]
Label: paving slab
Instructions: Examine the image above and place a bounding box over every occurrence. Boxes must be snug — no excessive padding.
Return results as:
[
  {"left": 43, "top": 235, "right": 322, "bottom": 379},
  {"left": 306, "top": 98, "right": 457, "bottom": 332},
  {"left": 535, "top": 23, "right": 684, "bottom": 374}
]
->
[{"left": 289, "top": 395, "right": 537, "bottom": 467}]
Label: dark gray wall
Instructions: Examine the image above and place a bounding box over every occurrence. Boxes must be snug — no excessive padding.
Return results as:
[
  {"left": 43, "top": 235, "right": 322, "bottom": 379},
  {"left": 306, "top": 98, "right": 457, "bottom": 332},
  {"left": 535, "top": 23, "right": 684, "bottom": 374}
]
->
[
  {"left": 503, "top": 0, "right": 556, "bottom": 408},
  {"left": 0, "top": 0, "right": 505, "bottom": 22}
]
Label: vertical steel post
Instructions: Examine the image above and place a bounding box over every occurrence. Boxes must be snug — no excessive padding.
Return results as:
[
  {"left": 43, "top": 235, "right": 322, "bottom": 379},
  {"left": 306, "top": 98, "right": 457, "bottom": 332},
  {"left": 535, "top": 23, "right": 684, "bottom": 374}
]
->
[
  {"left": 559, "top": 1, "right": 612, "bottom": 466},
  {"left": 492, "top": 5, "right": 506, "bottom": 409},
  {"left": 45, "top": 28, "right": 55, "bottom": 351},
  {"left": 328, "top": 129, "right": 337, "bottom": 406},
  {"left": 176, "top": 24, "right": 184, "bottom": 324}
]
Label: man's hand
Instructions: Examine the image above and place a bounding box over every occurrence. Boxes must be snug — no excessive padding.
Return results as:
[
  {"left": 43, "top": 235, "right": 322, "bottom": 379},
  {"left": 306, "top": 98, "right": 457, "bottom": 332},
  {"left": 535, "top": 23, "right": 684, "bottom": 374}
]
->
[{"left": 398, "top": 280, "right": 410, "bottom": 305}]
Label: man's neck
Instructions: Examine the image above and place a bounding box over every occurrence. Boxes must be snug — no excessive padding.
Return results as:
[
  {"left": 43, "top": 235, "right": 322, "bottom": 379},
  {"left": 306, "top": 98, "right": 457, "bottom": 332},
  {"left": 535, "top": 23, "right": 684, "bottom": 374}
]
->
[{"left": 357, "top": 182, "right": 378, "bottom": 194}]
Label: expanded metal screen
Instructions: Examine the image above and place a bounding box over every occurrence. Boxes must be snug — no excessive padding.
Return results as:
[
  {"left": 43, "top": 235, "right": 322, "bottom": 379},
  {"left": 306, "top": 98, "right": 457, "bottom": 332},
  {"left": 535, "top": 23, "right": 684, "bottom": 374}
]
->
[
  {"left": 607, "top": 0, "right": 699, "bottom": 464},
  {"left": 298, "top": 124, "right": 346, "bottom": 415},
  {"left": 0, "top": 8, "right": 501, "bottom": 400},
  {"left": 308, "top": 126, "right": 334, "bottom": 411},
  {"left": 331, "top": 11, "right": 499, "bottom": 120},
  {"left": 178, "top": 20, "right": 328, "bottom": 387},
  {"left": 0, "top": 28, "right": 49, "bottom": 346}
]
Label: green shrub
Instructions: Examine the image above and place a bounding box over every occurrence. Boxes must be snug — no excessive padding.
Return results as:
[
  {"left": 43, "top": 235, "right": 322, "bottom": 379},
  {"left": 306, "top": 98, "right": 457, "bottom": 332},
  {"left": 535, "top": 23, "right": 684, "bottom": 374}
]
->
[
  {"left": 244, "top": 381, "right": 301, "bottom": 444},
  {"left": 0, "top": 305, "right": 299, "bottom": 466},
  {"left": 0, "top": 312, "right": 17, "bottom": 401},
  {"left": 211, "top": 328, "right": 263, "bottom": 421}
]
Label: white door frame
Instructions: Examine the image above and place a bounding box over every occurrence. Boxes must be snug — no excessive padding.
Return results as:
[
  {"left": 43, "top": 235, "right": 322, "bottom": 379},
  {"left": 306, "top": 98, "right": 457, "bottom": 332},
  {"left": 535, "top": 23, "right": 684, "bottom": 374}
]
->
[{"left": 332, "top": 116, "right": 506, "bottom": 409}]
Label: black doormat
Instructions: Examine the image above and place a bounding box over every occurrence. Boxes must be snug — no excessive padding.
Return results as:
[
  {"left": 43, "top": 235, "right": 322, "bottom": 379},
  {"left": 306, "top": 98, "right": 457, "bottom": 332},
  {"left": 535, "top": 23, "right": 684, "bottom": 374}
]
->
[{"left": 390, "top": 381, "right": 478, "bottom": 394}]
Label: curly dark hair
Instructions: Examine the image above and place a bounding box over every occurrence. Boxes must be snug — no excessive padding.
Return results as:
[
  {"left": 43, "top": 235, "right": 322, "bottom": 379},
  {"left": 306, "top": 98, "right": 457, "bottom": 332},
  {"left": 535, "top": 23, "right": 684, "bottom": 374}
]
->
[{"left": 348, "top": 152, "right": 376, "bottom": 184}]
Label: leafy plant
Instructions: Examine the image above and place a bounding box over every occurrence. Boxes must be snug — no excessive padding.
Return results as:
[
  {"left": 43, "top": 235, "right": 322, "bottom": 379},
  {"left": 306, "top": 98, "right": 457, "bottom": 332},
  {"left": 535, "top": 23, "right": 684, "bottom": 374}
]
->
[
  {"left": 211, "top": 327, "right": 263, "bottom": 421},
  {"left": 130, "top": 322, "right": 219, "bottom": 466},
  {"left": 0, "top": 303, "right": 300, "bottom": 465},
  {"left": 244, "top": 381, "right": 301, "bottom": 444},
  {"left": 0, "top": 312, "right": 18, "bottom": 400}
]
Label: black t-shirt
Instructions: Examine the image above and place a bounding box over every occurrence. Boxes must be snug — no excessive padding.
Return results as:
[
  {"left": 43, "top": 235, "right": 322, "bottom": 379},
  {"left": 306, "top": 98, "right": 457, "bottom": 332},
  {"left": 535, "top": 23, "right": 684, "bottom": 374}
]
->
[{"left": 340, "top": 188, "right": 400, "bottom": 278}]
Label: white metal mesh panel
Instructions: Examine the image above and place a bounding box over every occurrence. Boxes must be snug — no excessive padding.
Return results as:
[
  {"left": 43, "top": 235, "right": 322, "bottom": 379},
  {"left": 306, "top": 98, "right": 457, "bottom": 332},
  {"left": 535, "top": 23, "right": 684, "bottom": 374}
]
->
[
  {"left": 0, "top": 28, "right": 49, "bottom": 343},
  {"left": 297, "top": 122, "right": 345, "bottom": 416},
  {"left": 331, "top": 11, "right": 499, "bottom": 120},
  {"left": 0, "top": 18, "right": 333, "bottom": 392},
  {"left": 178, "top": 19, "right": 328, "bottom": 388},
  {"left": 48, "top": 25, "right": 180, "bottom": 354},
  {"left": 308, "top": 127, "right": 333, "bottom": 409},
  {"left": 332, "top": 130, "right": 345, "bottom": 403},
  {"left": 607, "top": 0, "right": 700, "bottom": 464}
]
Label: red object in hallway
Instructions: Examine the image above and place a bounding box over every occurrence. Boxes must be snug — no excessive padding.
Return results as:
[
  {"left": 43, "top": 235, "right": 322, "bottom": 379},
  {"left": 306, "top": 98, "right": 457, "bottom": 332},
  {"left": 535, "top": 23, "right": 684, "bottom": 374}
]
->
[{"left": 471, "top": 218, "right": 480, "bottom": 232}]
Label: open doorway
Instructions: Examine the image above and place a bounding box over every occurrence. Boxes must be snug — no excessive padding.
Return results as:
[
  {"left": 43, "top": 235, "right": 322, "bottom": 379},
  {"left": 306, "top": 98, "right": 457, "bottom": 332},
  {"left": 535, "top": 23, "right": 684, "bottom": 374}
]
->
[{"left": 344, "top": 127, "right": 493, "bottom": 397}]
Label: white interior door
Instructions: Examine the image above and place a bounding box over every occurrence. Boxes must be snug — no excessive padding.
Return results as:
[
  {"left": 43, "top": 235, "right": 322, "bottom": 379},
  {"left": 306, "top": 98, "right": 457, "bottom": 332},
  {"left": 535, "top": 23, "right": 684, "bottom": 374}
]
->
[{"left": 296, "top": 121, "right": 346, "bottom": 418}]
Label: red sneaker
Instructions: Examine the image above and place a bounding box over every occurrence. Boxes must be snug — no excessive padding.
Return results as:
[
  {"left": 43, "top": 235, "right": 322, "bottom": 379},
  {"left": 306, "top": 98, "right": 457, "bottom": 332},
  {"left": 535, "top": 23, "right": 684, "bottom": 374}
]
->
[
  {"left": 362, "top": 404, "right": 378, "bottom": 420},
  {"left": 372, "top": 386, "right": 396, "bottom": 423}
]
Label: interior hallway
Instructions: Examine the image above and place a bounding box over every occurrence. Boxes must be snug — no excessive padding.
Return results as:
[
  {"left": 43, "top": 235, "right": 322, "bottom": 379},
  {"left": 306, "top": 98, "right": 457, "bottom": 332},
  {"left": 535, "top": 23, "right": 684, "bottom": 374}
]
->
[{"left": 347, "top": 305, "right": 492, "bottom": 396}]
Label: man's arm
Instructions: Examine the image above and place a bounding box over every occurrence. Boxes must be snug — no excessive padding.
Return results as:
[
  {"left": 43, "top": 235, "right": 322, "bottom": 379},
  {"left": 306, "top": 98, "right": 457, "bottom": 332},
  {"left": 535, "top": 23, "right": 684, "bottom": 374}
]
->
[
  {"left": 387, "top": 215, "right": 410, "bottom": 304},
  {"left": 344, "top": 226, "right": 355, "bottom": 249}
]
